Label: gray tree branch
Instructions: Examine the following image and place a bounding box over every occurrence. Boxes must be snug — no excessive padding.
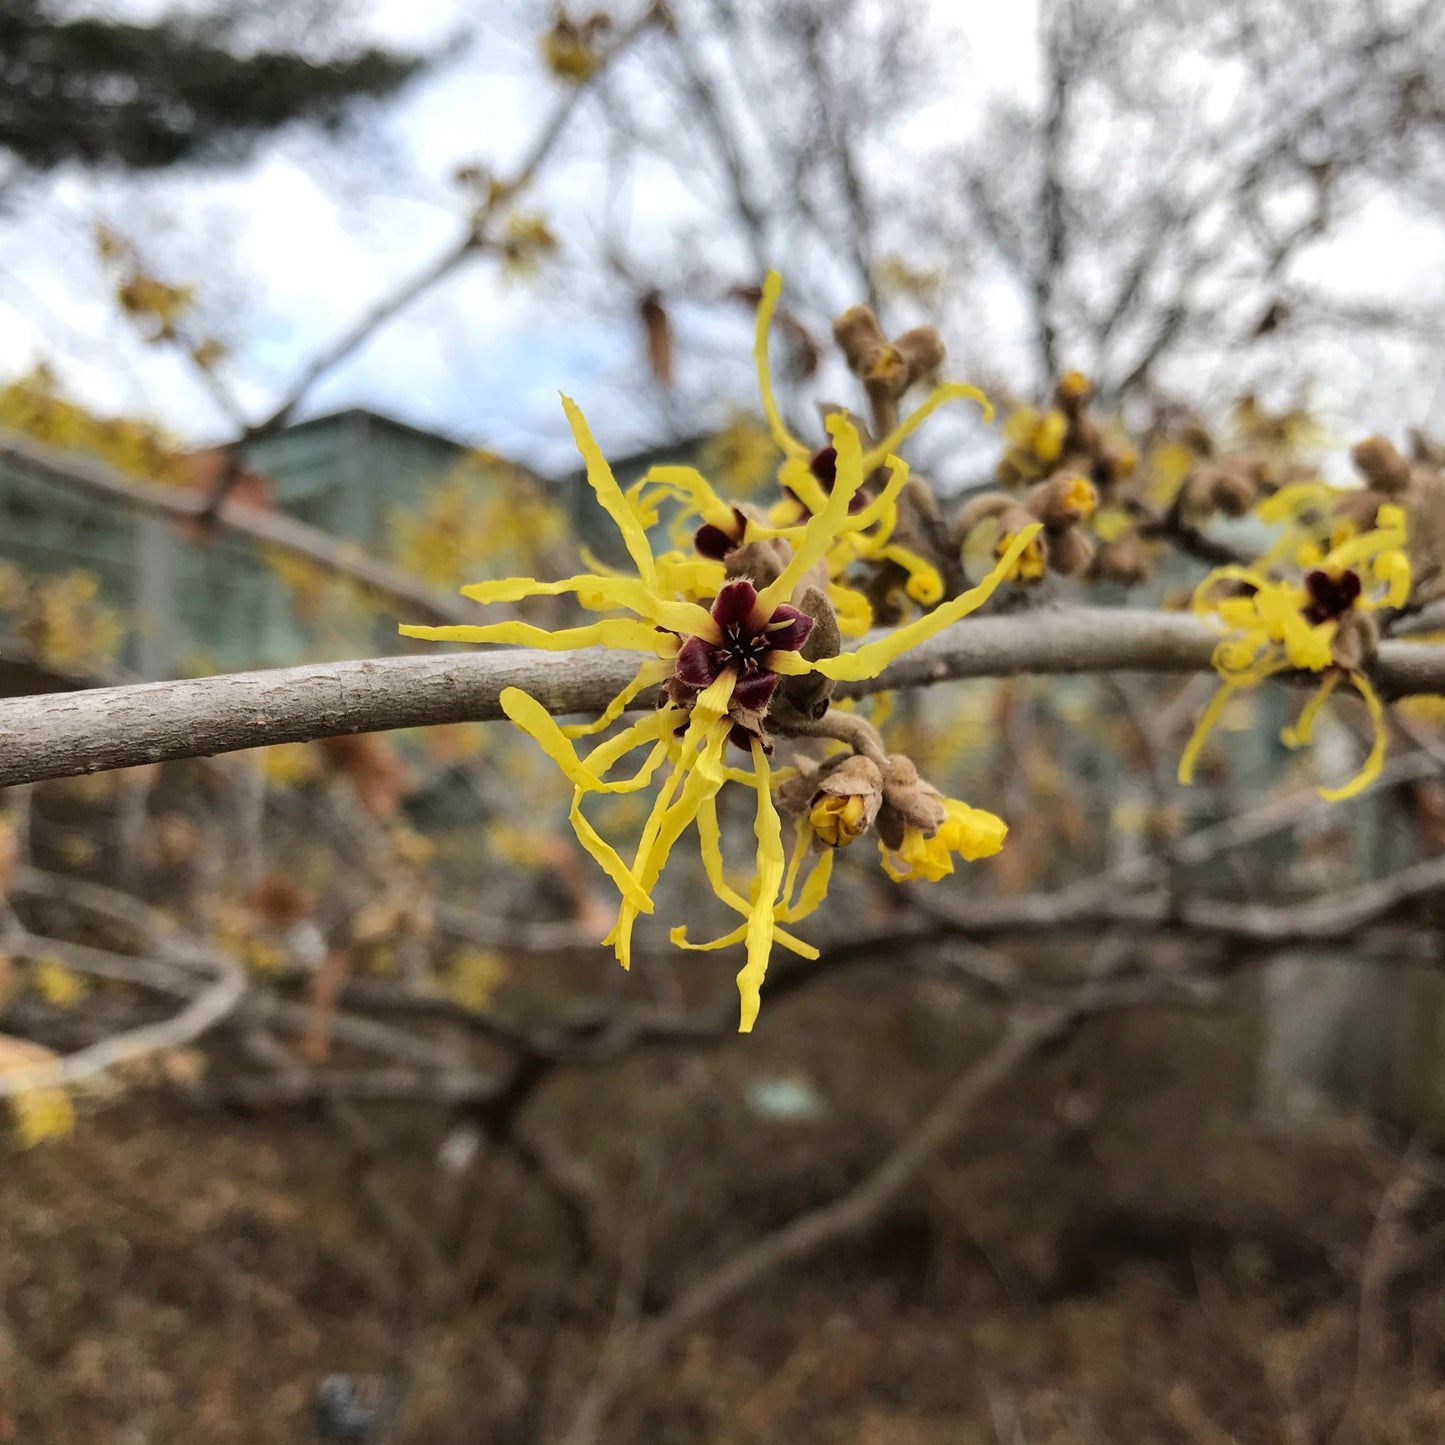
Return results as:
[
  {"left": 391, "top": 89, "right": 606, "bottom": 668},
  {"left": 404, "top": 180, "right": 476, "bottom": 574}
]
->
[{"left": 1, "top": 607, "right": 1443, "bottom": 788}]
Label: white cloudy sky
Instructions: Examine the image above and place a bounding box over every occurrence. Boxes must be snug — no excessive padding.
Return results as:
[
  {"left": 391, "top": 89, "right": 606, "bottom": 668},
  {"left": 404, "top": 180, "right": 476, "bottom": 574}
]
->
[
  {"left": 0, "top": 0, "right": 1049, "bottom": 470},
  {"left": 3, "top": 0, "right": 1441, "bottom": 473}
]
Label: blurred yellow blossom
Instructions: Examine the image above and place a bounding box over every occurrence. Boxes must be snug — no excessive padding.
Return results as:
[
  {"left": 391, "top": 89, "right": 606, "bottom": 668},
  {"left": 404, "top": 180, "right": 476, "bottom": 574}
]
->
[{"left": 33, "top": 958, "right": 86, "bottom": 1008}]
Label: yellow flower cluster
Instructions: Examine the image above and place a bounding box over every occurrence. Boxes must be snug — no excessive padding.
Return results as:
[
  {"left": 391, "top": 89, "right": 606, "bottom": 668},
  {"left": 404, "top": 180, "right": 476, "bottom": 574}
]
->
[
  {"left": 1179, "top": 497, "right": 1410, "bottom": 801},
  {"left": 879, "top": 799, "right": 1010, "bottom": 883},
  {"left": 403, "top": 274, "right": 1033, "bottom": 1031}
]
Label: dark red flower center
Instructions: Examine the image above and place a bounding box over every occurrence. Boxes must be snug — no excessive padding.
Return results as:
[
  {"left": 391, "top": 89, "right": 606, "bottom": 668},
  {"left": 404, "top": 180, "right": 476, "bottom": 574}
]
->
[
  {"left": 779, "top": 442, "right": 869, "bottom": 518},
  {"left": 694, "top": 506, "right": 748, "bottom": 560},
  {"left": 1302, "top": 568, "right": 1362, "bottom": 625},
  {"left": 672, "top": 579, "right": 814, "bottom": 718},
  {"left": 809, "top": 445, "right": 838, "bottom": 486}
]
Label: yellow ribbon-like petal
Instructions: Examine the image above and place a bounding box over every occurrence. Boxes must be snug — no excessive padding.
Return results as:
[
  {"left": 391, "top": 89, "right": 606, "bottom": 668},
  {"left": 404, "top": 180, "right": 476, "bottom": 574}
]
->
[
  {"left": 459, "top": 573, "right": 716, "bottom": 639},
  {"left": 560, "top": 393, "right": 659, "bottom": 591},
  {"left": 754, "top": 272, "right": 809, "bottom": 460},
  {"left": 846, "top": 455, "right": 911, "bottom": 532},
  {"left": 861, "top": 382, "right": 994, "bottom": 473},
  {"left": 669, "top": 797, "right": 818, "bottom": 957},
  {"left": 400, "top": 618, "right": 668, "bottom": 654},
  {"left": 876, "top": 544, "right": 944, "bottom": 604},
  {"left": 756, "top": 414, "right": 869, "bottom": 615},
  {"left": 1281, "top": 671, "right": 1340, "bottom": 749},
  {"left": 816, "top": 523, "right": 1043, "bottom": 682},
  {"left": 1317, "top": 672, "right": 1387, "bottom": 802},
  {"left": 827, "top": 582, "right": 874, "bottom": 637},
  {"left": 737, "top": 741, "right": 786, "bottom": 1033},
  {"left": 567, "top": 792, "right": 653, "bottom": 912},
  {"left": 638, "top": 465, "right": 739, "bottom": 530},
  {"left": 1177, "top": 682, "right": 1238, "bottom": 786},
  {"left": 561, "top": 658, "right": 674, "bottom": 738}
]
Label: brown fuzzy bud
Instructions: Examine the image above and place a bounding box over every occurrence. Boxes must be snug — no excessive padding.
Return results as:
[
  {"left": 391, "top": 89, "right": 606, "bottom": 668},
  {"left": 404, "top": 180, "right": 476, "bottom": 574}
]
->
[
  {"left": 993, "top": 502, "right": 1047, "bottom": 582},
  {"left": 833, "top": 308, "right": 944, "bottom": 404},
  {"left": 1211, "top": 465, "right": 1260, "bottom": 518},
  {"left": 1177, "top": 420, "right": 1215, "bottom": 457},
  {"left": 807, "top": 754, "right": 884, "bottom": 848},
  {"left": 725, "top": 536, "right": 792, "bottom": 589},
  {"left": 1100, "top": 441, "right": 1138, "bottom": 483},
  {"left": 876, "top": 754, "right": 947, "bottom": 847},
  {"left": 1331, "top": 488, "right": 1385, "bottom": 536},
  {"left": 891, "top": 327, "right": 947, "bottom": 385},
  {"left": 1055, "top": 371, "right": 1092, "bottom": 413},
  {"left": 1351, "top": 435, "right": 1412, "bottom": 495},
  {"left": 1026, "top": 472, "right": 1097, "bottom": 531},
  {"left": 832, "top": 305, "right": 890, "bottom": 375},
  {"left": 775, "top": 756, "right": 840, "bottom": 815},
  {"left": 995, "top": 453, "right": 1029, "bottom": 488},
  {"left": 1331, "top": 609, "right": 1379, "bottom": 674},
  {"left": 775, "top": 585, "right": 840, "bottom": 723},
  {"left": 1179, "top": 463, "right": 1258, "bottom": 524},
  {"left": 1409, "top": 429, "right": 1445, "bottom": 468},
  {"left": 1047, "top": 526, "right": 1095, "bottom": 577},
  {"left": 1094, "top": 530, "right": 1153, "bottom": 587}
]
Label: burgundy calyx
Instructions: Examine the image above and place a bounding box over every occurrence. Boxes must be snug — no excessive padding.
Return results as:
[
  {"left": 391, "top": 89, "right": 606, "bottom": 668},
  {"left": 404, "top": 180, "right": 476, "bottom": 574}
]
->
[
  {"left": 693, "top": 506, "right": 748, "bottom": 560},
  {"left": 670, "top": 579, "right": 815, "bottom": 744},
  {"left": 1302, "top": 568, "right": 1362, "bottom": 625}
]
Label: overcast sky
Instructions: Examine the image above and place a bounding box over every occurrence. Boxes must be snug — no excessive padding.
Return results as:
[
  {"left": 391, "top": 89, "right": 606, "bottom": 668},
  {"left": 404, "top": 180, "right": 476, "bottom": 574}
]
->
[
  {"left": 4, "top": 1, "right": 1441, "bottom": 475},
  {"left": 0, "top": 1, "right": 1054, "bottom": 470}
]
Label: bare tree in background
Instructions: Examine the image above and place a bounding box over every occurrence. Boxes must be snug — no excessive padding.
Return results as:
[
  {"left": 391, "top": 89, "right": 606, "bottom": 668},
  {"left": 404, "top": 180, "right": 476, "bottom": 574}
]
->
[{"left": 570, "top": 0, "right": 1445, "bottom": 455}]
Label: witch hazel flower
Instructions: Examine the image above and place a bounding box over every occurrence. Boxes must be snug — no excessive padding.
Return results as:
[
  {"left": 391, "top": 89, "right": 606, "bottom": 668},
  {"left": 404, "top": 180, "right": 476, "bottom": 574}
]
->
[
  {"left": 401, "top": 276, "right": 1038, "bottom": 1032},
  {"left": 1179, "top": 500, "right": 1411, "bottom": 801}
]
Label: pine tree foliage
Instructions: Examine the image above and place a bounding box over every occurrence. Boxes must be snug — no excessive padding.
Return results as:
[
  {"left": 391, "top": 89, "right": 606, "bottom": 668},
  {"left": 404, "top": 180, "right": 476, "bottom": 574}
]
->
[{"left": 0, "top": 0, "right": 427, "bottom": 173}]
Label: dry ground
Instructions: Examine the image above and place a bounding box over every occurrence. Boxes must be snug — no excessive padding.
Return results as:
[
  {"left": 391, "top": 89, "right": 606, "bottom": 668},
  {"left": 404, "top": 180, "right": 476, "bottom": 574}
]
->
[{"left": 3, "top": 969, "right": 1445, "bottom": 1445}]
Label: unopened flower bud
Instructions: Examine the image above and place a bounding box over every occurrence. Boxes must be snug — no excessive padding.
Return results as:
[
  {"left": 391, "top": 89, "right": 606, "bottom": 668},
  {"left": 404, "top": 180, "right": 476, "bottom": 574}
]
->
[
  {"left": 1047, "top": 526, "right": 1095, "bottom": 577},
  {"left": 1352, "top": 435, "right": 1412, "bottom": 496},
  {"left": 1179, "top": 463, "right": 1258, "bottom": 524},
  {"left": 725, "top": 535, "right": 793, "bottom": 589},
  {"left": 1101, "top": 441, "right": 1138, "bottom": 483},
  {"left": 891, "top": 327, "right": 947, "bottom": 385},
  {"left": 834, "top": 309, "right": 944, "bottom": 403},
  {"left": 877, "top": 754, "right": 947, "bottom": 846},
  {"left": 1094, "top": 530, "right": 1153, "bottom": 586},
  {"left": 833, "top": 305, "right": 890, "bottom": 375},
  {"left": 1331, "top": 609, "right": 1379, "bottom": 674},
  {"left": 808, "top": 753, "right": 884, "bottom": 847},
  {"left": 1055, "top": 371, "right": 1092, "bottom": 412},
  {"left": 1028, "top": 472, "right": 1097, "bottom": 530},
  {"left": 775, "top": 585, "right": 840, "bottom": 722},
  {"left": 994, "top": 503, "right": 1047, "bottom": 581}
]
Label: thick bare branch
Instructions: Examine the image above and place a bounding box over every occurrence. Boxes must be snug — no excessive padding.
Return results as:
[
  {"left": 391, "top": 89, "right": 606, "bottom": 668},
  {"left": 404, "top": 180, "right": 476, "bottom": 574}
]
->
[{"left": 0, "top": 608, "right": 1443, "bottom": 788}]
